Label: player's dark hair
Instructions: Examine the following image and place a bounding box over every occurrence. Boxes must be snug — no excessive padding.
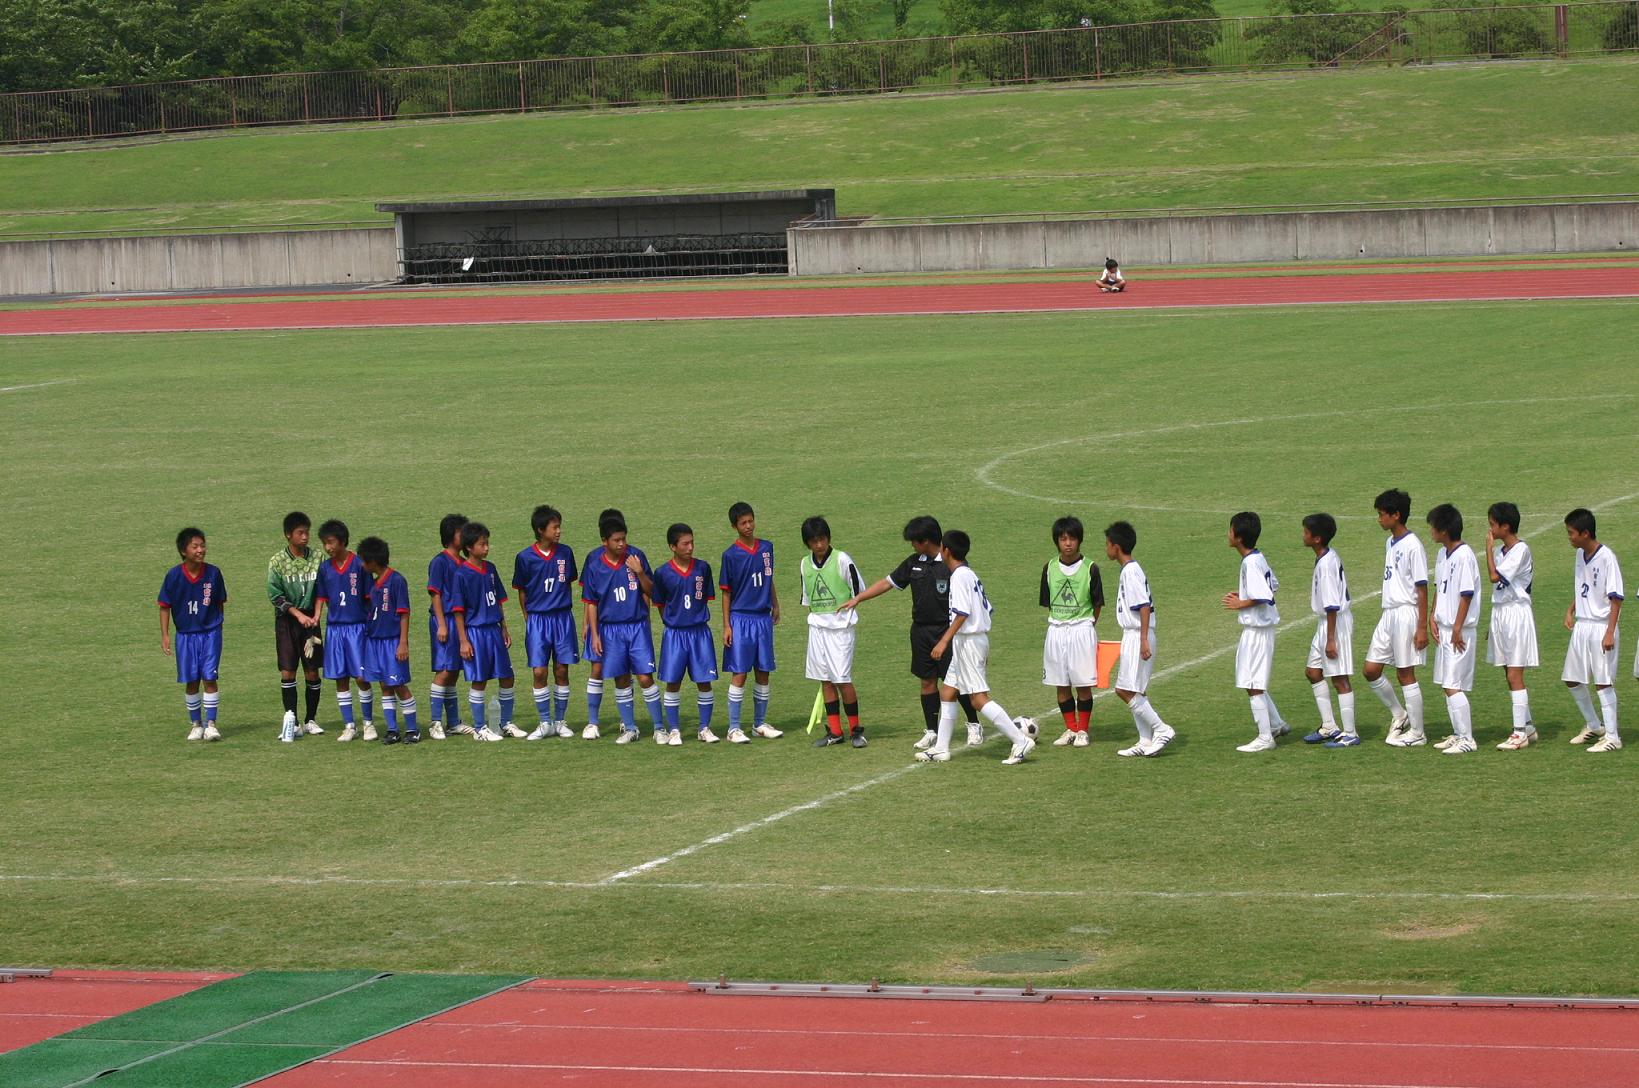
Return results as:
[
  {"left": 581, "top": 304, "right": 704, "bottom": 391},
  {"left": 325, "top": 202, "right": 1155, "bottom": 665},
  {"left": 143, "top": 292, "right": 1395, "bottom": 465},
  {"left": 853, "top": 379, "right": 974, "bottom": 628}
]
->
[
  {"left": 1302, "top": 513, "right": 1337, "bottom": 546},
  {"left": 599, "top": 508, "right": 624, "bottom": 522},
  {"left": 530, "top": 505, "right": 561, "bottom": 536},
  {"left": 667, "top": 522, "right": 692, "bottom": 547},
  {"left": 1488, "top": 502, "right": 1521, "bottom": 534},
  {"left": 438, "top": 513, "right": 467, "bottom": 548},
  {"left": 800, "top": 516, "right": 831, "bottom": 546},
  {"left": 1565, "top": 508, "right": 1596, "bottom": 537},
  {"left": 903, "top": 515, "right": 942, "bottom": 545},
  {"left": 599, "top": 514, "right": 627, "bottom": 542},
  {"left": 1104, "top": 520, "right": 1137, "bottom": 555},
  {"left": 1230, "top": 511, "right": 1262, "bottom": 548},
  {"left": 357, "top": 536, "right": 389, "bottom": 567},
  {"left": 175, "top": 527, "right": 205, "bottom": 555},
  {"left": 728, "top": 501, "right": 754, "bottom": 525},
  {"left": 1426, "top": 503, "right": 1463, "bottom": 540},
  {"left": 458, "top": 522, "right": 489, "bottom": 554},
  {"left": 283, "top": 511, "right": 310, "bottom": 536},
  {"left": 318, "top": 519, "right": 349, "bottom": 547},
  {"left": 1105, "top": 258, "right": 1119, "bottom": 270},
  {"left": 1374, "top": 488, "right": 1411, "bottom": 525},
  {"left": 942, "top": 530, "right": 971, "bottom": 561},
  {"left": 1051, "top": 516, "right": 1084, "bottom": 545}
]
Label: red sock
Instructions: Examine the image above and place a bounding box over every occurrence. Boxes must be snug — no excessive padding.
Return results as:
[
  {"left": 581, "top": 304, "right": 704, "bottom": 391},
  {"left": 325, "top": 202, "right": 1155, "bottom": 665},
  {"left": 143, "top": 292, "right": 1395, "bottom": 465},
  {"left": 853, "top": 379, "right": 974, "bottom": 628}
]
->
[
  {"left": 1076, "top": 709, "right": 1091, "bottom": 732},
  {"left": 1060, "top": 708, "right": 1077, "bottom": 730},
  {"left": 826, "top": 713, "right": 842, "bottom": 736},
  {"left": 847, "top": 713, "right": 860, "bottom": 731}
]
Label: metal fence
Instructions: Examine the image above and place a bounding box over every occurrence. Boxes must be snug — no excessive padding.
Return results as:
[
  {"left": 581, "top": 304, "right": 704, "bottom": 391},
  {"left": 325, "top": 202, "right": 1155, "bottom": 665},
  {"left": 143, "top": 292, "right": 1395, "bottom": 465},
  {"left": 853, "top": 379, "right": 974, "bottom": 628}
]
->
[{"left": 4, "top": 3, "right": 1637, "bottom": 145}]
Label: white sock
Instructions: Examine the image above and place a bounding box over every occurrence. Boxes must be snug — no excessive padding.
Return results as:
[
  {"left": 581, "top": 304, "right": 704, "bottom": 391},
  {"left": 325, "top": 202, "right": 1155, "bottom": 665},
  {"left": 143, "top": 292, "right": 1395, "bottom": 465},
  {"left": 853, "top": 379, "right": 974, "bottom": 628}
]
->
[
  {"left": 980, "top": 700, "right": 1022, "bottom": 742},
  {"left": 1445, "top": 691, "right": 1471, "bottom": 740},
  {"left": 1597, "top": 686, "right": 1620, "bottom": 740},
  {"left": 1134, "top": 696, "right": 1166, "bottom": 734},
  {"left": 1337, "top": 691, "right": 1357, "bottom": 735},
  {"left": 1311, "top": 681, "right": 1336, "bottom": 727},
  {"left": 1250, "top": 694, "right": 1272, "bottom": 738},
  {"left": 1368, "top": 675, "right": 1403, "bottom": 713},
  {"left": 936, "top": 700, "right": 958, "bottom": 751},
  {"left": 1401, "top": 682, "right": 1424, "bottom": 733},
  {"left": 1510, "top": 689, "right": 1532, "bottom": 732},
  {"left": 1568, "top": 683, "right": 1598, "bottom": 728},
  {"left": 1264, "top": 693, "right": 1287, "bottom": 729},
  {"left": 1126, "top": 696, "right": 1154, "bottom": 743}
]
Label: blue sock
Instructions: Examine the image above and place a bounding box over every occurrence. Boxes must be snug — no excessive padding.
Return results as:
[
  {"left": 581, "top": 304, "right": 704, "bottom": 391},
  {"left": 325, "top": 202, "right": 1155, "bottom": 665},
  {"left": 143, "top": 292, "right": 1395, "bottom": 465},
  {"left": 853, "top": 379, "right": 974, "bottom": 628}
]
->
[
  {"left": 498, "top": 686, "right": 515, "bottom": 725},
  {"left": 202, "top": 692, "right": 218, "bottom": 723},
  {"left": 664, "top": 691, "right": 681, "bottom": 730},
  {"left": 554, "top": 684, "right": 570, "bottom": 723},
  {"left": 469, "top": 691, "right": 486, "bottom": 729},
  {"left": 358, "top": 688, "right": 374, "bottom": 725},
  {"left": 753, "top": 683, "right": 770, "bottom": 728},
  {"left": 616, "top": 689, "right": 637, "bottom": 733},
  {"left": 533, "top": 686, "right": 553, "bottom": 724},
  {"left": 337, "top": 690, "right": 355, "bottom": 725},
  {"left": 643, "top": 686, "right": 664, "bottom": 732},
  {"left": 587, "top": 678, "right": 604, "bottom": 726},
  {"left": 383, "top": 696, "right": 398, "bottom": 733},
  {"left": 185, "top": 693, "right": 202, "bottom": 723},
  {"left": 401, "top": 697, "right": 418, "bottom": 733},
  {"left": 727, "top": 684, "right": 743, "bottom": 731},
  {"left": 699, "top": 691, "right": 715, "bottom": 730},
  {"left": 446, "top": 688, "right": 463, "bottom": 726}
]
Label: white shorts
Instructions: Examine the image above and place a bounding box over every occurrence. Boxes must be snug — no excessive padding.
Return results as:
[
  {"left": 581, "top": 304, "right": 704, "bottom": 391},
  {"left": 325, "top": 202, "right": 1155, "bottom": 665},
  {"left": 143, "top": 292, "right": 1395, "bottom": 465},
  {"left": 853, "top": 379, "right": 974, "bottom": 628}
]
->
[
  {"left": 1115, "top": 628, "right": 1155, "bottom": 693},
  {"left": 1366, "top": 606, "right": 1426, "bottom": 669},
  {"left": 1486, "top": 604, "right": 1539, "bottom": 668},
  {"left": 1305, "top": 610, "right": 1354, "bottom": 677},
  {"left": 1042, "top": 623, "right": 1097, "bottom": 687},
  {"left": 805, "top": 625, "right": 855, "bottom": 684},
  {"left": 946, "top": 632, "right": 991, "bottom": 695},
  {"left": 1234, "top": 626, "right": 1276, "bottom": 690},
  {"left": 1562, "top": 621, "right": 1619, "bottom": 685},
  {"left": 1431, "top": 624, "right": 1478, "bottom": 691}
]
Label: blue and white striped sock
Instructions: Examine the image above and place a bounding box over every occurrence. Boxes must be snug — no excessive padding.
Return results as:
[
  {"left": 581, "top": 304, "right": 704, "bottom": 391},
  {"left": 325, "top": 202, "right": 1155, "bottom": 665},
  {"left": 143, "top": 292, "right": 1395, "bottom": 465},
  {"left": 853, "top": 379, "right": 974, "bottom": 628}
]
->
[
  {"left": 357, "top": 688, "right": 374, "bottom": 725},
  {"left": 202, "top": 691, "right": 219, "bottom": 723},
  {"left": 336, "top": 689, "right": 355, "bottom": 725},
  {"left": 553, "top": 684, "right": 571, "bottom": 723},
  {"left": 498, "top": 686, "right": 515, "bottom": 726},
  {"left": 185, "top": 693, "right": 202, "bottom": 723},
  {"left": 533, "top": 686, "right": 553, "bottom": 724},
  {"left": 468, "top": 690, "right": 487, "bottom": 729},
  {"left": 383, "top": 695, "right": 398, "bottom": 733},
  {"left": 401, "top": 697, "right": 418, "bottom": 734},
  {"left": 429, "top": 683, "right": 446, "bottom": 722},
  {"left": 727, "top": 684, "right": 744, "bottom": 731},
  {"left": 663, "top": 689, "right": 681, "bottom": 730},
  {"left": 586, "top": 678, "right": 604, "bottom": 726},
  {"left": 616, "top": 687, "right": 637, "bottom": 733},
  {"left": 753, "top": 683, "right": 771, "bottom": 728},
  {"left": 698, "top": 690, "right": 715, "bottom": 730},
  {"left": 643, "top": 685, "right": 664, "bottom": 732}
]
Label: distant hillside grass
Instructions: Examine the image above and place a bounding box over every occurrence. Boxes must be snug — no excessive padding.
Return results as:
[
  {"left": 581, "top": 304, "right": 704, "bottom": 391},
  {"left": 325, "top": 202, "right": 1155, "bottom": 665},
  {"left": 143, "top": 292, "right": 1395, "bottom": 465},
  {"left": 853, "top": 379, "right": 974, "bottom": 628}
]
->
[{"left": 1, "top": 58, "right": 1635, "bottom": 237}]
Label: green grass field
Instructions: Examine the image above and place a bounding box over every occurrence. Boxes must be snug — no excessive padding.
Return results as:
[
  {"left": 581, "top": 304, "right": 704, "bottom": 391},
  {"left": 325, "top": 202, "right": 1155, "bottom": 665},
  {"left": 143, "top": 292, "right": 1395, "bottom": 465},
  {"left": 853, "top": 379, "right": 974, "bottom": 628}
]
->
[
  {"left": 2, "top": 58, "right": 1636, "bottom": 237},
  {"left": 4, "top": 296, "right": 1637, "bottom": 994}
]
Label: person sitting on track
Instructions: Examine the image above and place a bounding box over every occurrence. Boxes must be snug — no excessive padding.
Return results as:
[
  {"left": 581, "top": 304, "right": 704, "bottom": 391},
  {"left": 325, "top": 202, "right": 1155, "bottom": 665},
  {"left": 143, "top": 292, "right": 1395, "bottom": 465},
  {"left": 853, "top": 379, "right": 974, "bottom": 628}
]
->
[{"left": 1097, "top": 258, "right": 1126, "bottom": 293}]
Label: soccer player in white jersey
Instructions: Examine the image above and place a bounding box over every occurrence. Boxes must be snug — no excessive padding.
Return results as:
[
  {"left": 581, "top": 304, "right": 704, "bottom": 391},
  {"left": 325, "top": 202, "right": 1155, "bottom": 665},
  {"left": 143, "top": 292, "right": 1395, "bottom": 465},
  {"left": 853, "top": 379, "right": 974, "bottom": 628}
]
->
[
  {"left": 1363, "top": 489, "right": 1430, "bottom": 747},
  {"left": 920, "top": 531, "right": 1036, "bottom": 766},
  {"left": 1426, "top": 504, "right": 1482, "bottom": 754},
  {"left": 1105, "top": 521, "right": 1177, "bottom": 756},
  {"left": 1484, "top": 502, "right": 1539, "bottom": 749},
  {"left": 1299, "top": 513, "right": 1359, "bottom": 748},
  {"left": 1223, "top": 512, "right": 1284, "bottom": 753},
  {"left": 1562, "top": 508, "right": 1623, "bottom": 753}
]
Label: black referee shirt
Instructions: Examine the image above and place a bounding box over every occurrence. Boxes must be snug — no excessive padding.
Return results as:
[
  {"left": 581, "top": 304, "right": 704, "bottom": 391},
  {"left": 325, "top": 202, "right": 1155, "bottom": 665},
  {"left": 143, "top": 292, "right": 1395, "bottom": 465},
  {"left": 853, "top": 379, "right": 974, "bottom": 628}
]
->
[{"left": 888, "top": 552, "right": 951, "bottom": 627}]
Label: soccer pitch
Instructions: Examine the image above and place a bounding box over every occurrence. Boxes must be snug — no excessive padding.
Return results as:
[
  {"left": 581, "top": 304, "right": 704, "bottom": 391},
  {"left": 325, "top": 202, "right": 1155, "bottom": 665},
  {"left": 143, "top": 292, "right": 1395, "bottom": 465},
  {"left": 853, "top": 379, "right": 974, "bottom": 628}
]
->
[{"left": 4, "top": 297, "right": 1637, "bottom": 995}]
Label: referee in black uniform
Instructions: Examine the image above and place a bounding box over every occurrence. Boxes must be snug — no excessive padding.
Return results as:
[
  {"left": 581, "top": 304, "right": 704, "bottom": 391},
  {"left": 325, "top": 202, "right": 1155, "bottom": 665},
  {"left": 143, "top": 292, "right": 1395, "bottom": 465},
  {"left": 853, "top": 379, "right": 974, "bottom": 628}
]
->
[{"left": 842, "top": 515, "right": 982, "bottom": 748}]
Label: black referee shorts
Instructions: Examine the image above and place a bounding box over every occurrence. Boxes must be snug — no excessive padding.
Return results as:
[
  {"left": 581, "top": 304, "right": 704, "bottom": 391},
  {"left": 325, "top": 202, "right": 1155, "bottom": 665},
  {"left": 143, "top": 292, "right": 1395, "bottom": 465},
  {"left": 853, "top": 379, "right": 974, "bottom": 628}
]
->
[
  {"left": 275, "top": 611, "right": 322, "bottom": 673},
  {"left": 909, "top": 623, "right": 952, "bottom": 681}
]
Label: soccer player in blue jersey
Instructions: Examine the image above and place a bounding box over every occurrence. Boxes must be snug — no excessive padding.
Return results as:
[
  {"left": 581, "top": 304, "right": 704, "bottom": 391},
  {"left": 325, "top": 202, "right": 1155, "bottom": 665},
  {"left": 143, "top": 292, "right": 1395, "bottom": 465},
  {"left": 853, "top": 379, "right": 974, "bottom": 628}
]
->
[
  {"left": 159, "top": 527, "right": 227, "bottom": 741},
  {"left": 579, "top": 508, "right": 652, "bottom": 739},
  {"left": 719, "top": 502, "right": 783, "bottom": 742},
  {"left": 315, "top": 519, "right": 376, "bottom": 743},
  {"left": 584, "top": 514, "right": 667, "bottom": 745},
  {"left": 652, "top": 523, "right": 720, "bottom": 744},
  {"left": 451, "top": 522, "right": 516, "bottom": 742},
  {"left": 359, "top": 536, "right": 419, "bottom": 744},
  {"left": 425, "top": 513, "right": 468, "bottom": 741},
  {"left": 512, "top": 505, "right": 579, "bottom": 741}
]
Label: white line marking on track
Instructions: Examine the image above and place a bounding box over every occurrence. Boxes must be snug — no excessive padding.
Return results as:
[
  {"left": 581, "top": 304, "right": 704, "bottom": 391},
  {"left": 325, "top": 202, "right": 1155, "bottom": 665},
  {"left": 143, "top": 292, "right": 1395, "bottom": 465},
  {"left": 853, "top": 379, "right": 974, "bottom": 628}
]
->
[{"left": 0, "top": 379, "right": 75, "bottom": 393}]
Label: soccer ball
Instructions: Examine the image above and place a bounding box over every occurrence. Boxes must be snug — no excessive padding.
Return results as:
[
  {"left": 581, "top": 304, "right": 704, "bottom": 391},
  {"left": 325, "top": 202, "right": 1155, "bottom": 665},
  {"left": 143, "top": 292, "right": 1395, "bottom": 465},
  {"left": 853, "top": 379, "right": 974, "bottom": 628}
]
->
[{"left": 1016, "top": 717, "right": 1039, "bottom": 738}]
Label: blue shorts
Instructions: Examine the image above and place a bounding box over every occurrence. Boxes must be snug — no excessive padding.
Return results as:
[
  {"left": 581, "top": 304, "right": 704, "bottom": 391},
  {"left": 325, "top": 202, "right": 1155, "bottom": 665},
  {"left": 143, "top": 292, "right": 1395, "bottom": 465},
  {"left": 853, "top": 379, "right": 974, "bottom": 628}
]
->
[
  {"left": 659, "top": 625, "right": 719, "bottom": 685},
  {"left": 599, "top": 620, "right": 657, "bottom": 679},
  {"left": 324, "top": 623, "right": 368, "bottom": 680},
  {"left": 429, "top": 614, "right": 464, "bottom": 674},
  {"left": 174, "top": 629, "right": 222, "bottom": 683},
  {"left": 723, "top": 612, "right": 776, "bottom": 675},
  {"left": 364, "top": 637, "right": 412, "bottom": 687},
  {"left": 582, "top": 620, "right": 602, "bottom": 665},
  {"left": 526, "top": 611, "right": 580, "bottom": 669},
  {"left": 465, "top": 624, "right": 514, "bottom": 682}
]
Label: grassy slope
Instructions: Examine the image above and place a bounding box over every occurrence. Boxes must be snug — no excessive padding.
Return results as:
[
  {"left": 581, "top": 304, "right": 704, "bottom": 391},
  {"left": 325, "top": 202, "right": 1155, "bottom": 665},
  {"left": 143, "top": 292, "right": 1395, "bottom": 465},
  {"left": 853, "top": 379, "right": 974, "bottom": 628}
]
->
[
  {"left": 2, "top": 298, "right": 1637, "bottom": 992},
  {"left": 1, "top": 58, "right": 1635, "bottom": 236}
]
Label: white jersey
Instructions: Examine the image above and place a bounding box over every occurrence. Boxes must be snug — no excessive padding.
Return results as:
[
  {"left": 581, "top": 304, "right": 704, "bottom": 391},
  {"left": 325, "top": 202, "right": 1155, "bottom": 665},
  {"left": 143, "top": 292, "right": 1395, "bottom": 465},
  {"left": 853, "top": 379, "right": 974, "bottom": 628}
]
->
[
  {"left": 1433, "top": 542, "right": 1481, "bottom": 628},
  {"left": 1490, "top": 540, "right": 1533, "bottom": 607},
  {"left": 1115, "top": 560, "right": 1155, "bottom": 631},
  {"left": 1381, "top": 531, "right": 1428, "bottom": 610},
  {"left": 1310, "top": 548, "right": 1351, "bottom": 617},
  {"left": 1573, "top": 544, "right": 1624, "bottom": 623},
  {"left": 1236, "top": 550, "right": 1279, "bottom": 627},
  {"left": 948, "top": 564, "right": 994, "bottom": 636},
  {"left": 800, "top": 549, "right": 862, "bottom": 630}
]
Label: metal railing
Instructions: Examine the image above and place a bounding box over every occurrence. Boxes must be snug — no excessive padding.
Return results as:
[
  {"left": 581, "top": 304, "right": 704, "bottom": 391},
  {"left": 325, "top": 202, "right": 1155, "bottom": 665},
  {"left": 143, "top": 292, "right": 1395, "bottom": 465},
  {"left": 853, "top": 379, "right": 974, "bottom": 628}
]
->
[{"left": 3, "top": 3, "right": 1636, "bottom": 145}]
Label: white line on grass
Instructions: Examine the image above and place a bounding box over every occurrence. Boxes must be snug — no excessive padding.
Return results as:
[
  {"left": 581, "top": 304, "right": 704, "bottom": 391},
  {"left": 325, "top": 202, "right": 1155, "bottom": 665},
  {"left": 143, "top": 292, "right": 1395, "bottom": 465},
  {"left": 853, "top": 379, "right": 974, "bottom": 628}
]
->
[{"left": 0, "top": 379, "right": 75, "bottom": 393}]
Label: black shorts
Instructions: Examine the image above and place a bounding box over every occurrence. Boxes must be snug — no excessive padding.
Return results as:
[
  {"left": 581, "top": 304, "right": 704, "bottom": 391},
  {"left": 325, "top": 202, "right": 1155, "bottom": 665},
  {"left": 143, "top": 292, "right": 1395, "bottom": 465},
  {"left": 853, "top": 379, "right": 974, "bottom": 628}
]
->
[
  {"left": 909, "top": 623, "right": 952, "bottom": 681},
  {"left": 275, "top": 611, "right": 323, "bottom": 673}
]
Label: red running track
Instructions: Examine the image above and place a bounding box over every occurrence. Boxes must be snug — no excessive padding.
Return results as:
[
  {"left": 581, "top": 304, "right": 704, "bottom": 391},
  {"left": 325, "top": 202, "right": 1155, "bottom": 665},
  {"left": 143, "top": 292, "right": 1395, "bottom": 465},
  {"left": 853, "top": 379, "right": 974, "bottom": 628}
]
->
[
  {"left": 259, "top": 979, "right": 1639, "bottom": 1088},
  {"left": 4, "top": 267, "right": 1638, "bottom": 336},
  {"left": 0, "top": 969, "right": 234, "bottom": 1054}
]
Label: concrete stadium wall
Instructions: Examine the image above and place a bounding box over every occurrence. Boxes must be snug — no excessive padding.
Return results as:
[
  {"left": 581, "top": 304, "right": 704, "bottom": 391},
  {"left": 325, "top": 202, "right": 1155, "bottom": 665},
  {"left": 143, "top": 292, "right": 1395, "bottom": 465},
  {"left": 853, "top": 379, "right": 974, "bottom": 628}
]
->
[
  {"left": 788, "top": 203, "right": 1639, "bottom": 276},
  {"left": 0, "top": 228, "right": 397, "bottom": 297}
]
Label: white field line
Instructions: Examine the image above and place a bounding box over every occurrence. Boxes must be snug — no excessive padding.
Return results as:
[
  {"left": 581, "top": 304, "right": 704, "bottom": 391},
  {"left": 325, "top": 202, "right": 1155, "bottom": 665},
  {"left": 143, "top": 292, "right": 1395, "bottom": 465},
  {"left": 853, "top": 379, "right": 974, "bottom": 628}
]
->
[{"left": 0, "top": 379, "right": 75, "bottom": 393}]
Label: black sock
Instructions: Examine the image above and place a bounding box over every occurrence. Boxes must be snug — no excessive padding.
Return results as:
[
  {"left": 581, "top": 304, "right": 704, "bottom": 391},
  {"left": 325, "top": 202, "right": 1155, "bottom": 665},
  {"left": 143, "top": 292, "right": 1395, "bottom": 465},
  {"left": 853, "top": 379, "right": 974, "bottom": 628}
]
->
[
  {"left": 957, "top": 693, "right": 979, "bottom": 724},
  {"left": 281, "top": 680, "right": 299, "bottom": 715},
  {"left": 1057, "top": 697, "right": 1075, "bottom": 717},
  {"left": 843, "top": 701, "right": 861, "bottom": 734},
  {"left": 920, "top": 691, "right": 940, "bottom": 731},
  {"left": 825, "top": 699, "right": 842, "bottom": 735},
  {"left": 1075, "top": 697, "right": 1093, "bottom": 716},
  {"left": 305, "top": 682, "right": 322, "bottom": 723}
]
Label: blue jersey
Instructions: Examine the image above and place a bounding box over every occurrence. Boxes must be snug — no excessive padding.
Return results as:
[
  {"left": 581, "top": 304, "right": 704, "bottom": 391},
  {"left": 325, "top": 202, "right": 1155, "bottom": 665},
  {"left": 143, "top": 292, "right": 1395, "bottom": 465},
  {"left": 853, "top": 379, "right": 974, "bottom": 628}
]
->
[
  {"left": 720, "top": 538, "right": 776, "bottom": 614},
  {"left": 427, "top": 549, "right": 463, "bottom": 618},
  {"left": 511, "top": 543, "right": 579, "bottom": 614},
  {"left": 653, "top": 559, "right": 715, "bottom": 629},
  {"left": 367, "top": 568, "right": 411, "bottom": 640},
  {"left": 581, "top": 544, "right": 651, "bottom": 611},
  {"left": 584, "top": 551, "right": 650, "bottom": 625},
  {"left": 453, "top": 560, "right": 508, "bottom": 627},
  {"left": 316, "top": 554, "right": 373, "bottom": 625},
  {"left": 158, "top": 563, "right": 226, "bottom": 634}
]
